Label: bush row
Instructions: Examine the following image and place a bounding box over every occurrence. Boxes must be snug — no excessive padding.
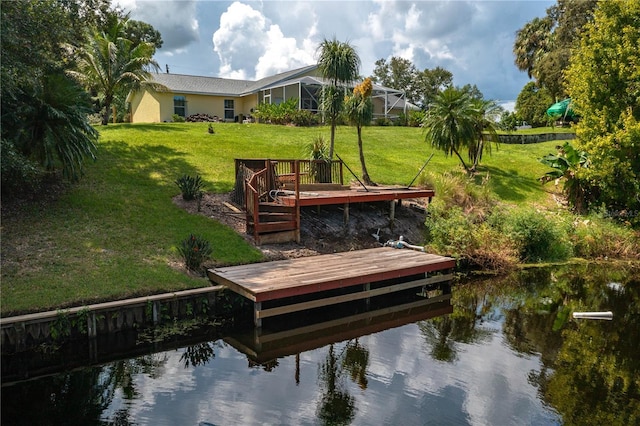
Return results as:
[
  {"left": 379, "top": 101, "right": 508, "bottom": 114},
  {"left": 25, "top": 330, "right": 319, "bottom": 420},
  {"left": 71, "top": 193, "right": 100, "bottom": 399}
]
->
[{"left": 420, "top": 172, "right": 639, "bottom": 270}]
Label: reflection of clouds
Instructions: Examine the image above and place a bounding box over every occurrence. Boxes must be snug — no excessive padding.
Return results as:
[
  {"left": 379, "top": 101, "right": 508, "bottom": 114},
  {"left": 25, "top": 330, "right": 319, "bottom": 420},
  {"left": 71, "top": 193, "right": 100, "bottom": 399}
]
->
[{"left": 100, "top": 318, "right": 559, "bottom": 425}]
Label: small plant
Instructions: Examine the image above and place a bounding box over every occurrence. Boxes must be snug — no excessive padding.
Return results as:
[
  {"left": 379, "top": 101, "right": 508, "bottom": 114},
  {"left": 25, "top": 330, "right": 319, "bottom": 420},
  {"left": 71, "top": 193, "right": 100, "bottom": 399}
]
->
[
  {"left": 172, "top": 113, "right": 185, "bottom": 123},
  {"left": 305, "top": 135, "right": 331, "bottom": 183},
  {"left": 178, "top": 234, "right": 213, "bottom": 271},
  {"left": 175, "top": 174, "right": 204, "bottom": 200},
  {"left": 208, "top": 123, "right": 215, "bottom": 134}
]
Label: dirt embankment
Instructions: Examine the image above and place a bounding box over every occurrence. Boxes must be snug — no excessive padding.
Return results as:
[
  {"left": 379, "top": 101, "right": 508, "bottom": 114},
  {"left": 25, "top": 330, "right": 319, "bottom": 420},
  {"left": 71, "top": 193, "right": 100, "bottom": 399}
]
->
[{"left": 173, "top": 191, "right": 430, "bottom": 262}]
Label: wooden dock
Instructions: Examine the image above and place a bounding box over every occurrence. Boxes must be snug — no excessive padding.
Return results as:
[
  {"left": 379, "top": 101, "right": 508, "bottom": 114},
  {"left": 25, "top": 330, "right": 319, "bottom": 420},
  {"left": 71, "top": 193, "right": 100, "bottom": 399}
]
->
[
  {"left": 224, "top": 296, "right": 453, "bottom": 365},
  {"left": 208, "top": 247, "right": 455, "bottom": 326}
]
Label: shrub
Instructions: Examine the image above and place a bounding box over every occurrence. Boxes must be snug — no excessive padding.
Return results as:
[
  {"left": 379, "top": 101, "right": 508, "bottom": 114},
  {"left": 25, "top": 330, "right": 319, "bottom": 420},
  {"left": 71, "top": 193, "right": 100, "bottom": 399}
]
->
[
  {"left": 408, "top": 110, "right": 426, "bottom": 127},
  {"left": 1, "top": 139, "right": 42, "bottom": 198},
  {"left": 572, "top": 216, "right": 640, "bottom": 259},
  {"left": 172, "top": 114, "right": 185, "bottom": 123},
  {"left": 291, "top": 110, "right": 320, "bottom": 126},
  {"left": 175, "top": 174, "right": 204, "bottom": 200},
  {"left": 491, "top": 207, "right": 573, "bottom": 262},
  {"left": 178, "top": 234, "right": 213, "bottom": 271},
  {"left": 424, "top": 201, "right": 518, "bottom": 269}
]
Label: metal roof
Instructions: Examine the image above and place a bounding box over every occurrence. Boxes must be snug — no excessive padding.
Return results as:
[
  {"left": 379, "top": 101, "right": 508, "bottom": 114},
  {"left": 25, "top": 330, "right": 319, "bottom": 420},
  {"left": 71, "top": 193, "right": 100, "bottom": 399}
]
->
[{"left": 149, "top": 64, "right": 319, "bottom": 97}]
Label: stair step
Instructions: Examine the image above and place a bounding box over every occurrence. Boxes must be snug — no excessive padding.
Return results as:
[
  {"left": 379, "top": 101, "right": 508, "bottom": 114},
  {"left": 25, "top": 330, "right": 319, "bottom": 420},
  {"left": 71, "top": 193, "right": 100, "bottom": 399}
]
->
[
  {"left": 258, "top": 202, "right": 296, "bottom": 213},
  {"left": 253, "top": 220, "right": 297, "bottom": 233}
]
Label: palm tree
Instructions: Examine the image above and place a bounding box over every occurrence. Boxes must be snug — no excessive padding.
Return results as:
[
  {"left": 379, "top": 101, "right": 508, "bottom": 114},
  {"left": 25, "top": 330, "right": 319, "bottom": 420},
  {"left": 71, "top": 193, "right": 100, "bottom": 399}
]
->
[
  {"left": 68, "top": 16, "right": 162, "bottom": 125},
  {"left": 344, "top": 78, "right": 375, "bottom": 185},
  {"left": 513, "top": 16, "right": 553, "bottom": 79},
  {"left": 469, "top": 98, "right": 501, "bottom": 172},
  {"left": 13, "top": 73, "right": 98, "bottom": 181},
  {"left": 422, "top": 87, "right": 476, "bottom": 174},
  {"left": 316, "top": 38, "right": 361, "bottom": 158}
]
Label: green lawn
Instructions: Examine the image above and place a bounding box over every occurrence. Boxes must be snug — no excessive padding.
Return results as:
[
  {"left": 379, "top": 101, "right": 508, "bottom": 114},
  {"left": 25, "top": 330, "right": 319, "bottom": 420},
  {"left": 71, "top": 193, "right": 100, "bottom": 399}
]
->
[{"left": 0, "top": 122, "right": 564, "bottom": 315}]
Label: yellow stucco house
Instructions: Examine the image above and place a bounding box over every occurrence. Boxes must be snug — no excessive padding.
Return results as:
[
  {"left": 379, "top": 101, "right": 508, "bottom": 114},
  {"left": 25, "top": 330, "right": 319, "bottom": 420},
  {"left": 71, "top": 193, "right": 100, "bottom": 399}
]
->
[{"left": 128, "top": 65, "right": 416, "bottom": 123}]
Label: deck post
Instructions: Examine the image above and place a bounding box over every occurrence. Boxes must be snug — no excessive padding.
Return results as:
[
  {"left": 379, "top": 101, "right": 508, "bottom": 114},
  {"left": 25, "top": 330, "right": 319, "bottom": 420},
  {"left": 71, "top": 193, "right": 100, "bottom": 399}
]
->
[
  {"left": 294, "top": 160, "right": 301, "bottom": 243},
  {"left": 364, "top": 283, "right": 371, "bottom": 309},
  {"left": 255, "top": 302, "right": 262, "bottom": 328},
  {"left": 389, "top": 200, "right": 396, "bottom": 222},
  {"left": 344, "top": 203, "right": 350, "bottom": 224}
]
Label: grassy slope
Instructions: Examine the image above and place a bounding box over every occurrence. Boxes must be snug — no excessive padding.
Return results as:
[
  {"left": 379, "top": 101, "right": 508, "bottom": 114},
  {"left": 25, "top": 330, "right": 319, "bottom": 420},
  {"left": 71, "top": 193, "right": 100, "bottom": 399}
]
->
[{"left": 0, "top": 123, "right": 563, "bottom": 314}]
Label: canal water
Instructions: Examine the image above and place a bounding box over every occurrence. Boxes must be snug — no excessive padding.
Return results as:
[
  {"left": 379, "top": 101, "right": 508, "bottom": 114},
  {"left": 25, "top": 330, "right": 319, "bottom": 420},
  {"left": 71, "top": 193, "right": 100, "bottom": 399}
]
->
[{"left": 2, "top": 263, "right": 638, "bottom": 425}]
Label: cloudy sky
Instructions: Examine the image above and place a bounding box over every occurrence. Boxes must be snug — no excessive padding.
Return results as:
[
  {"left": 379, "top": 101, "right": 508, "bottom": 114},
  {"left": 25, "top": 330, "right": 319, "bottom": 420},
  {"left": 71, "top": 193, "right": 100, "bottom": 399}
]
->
[{"left": 115, "top": 0, "right": 554, "bottom": 106}]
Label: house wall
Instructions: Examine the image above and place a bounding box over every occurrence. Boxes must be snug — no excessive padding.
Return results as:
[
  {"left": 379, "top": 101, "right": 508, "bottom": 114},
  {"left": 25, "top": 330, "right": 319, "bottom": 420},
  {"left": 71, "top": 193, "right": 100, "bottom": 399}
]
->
[{"left": 131, "top": 91, "right": 259, "bottom": 123}]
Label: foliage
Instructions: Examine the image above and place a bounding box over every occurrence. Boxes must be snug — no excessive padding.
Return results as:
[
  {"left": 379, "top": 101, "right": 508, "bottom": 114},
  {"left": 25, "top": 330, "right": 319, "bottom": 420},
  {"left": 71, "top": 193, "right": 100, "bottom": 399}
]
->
[
  {"left": 1, "top": 0, "right": 104, "bottom": 189},
  {"left": 175, "top": 174, "right": 204, "bottom": 200},
  {"left": 371, "top": 57, "right": 452, "bottom": 108},
  {"left": 316, "top": 37, "right": 361, "bottom": 158},
  {"left": 565, "top": 0, "right": 640, "bottom": 224},
  {"left": 172, "top": 114, "right": 185, "bottom": 123},
  {"left": 1, "top": 139, "right": 43, "bottom": 198},
  {"left": 498, "top": 111, "right": 518, "bottom": 131},
  {"left": 344, "top": 78, "right": 375, "bottom": 185},
  {"left": 67, "top": 13, "right": 162, "bottom": 125},
  {"left": 468, "top": 98, "right": 501, "bottom": 171},
  {"left": 489, "top": 207, "right": 573, "bottom": 262},
  {"left": 572, "top": 216, "right": 640, "bottom": 259},
  {"left": 513, "top": 0, "right": 598, "bottom": 99},
  {"left": 539, "top": 142, "right": 593, "bottom": 213},
  {"left": 422, "top": 87, "right": 477, "bottom": 173},
  {"left": 515, "top": 82, "right": 554, "bottom": 127},
  {"left": 253, "top": 98, "right": 296, "bottom": 124},
  {"left": 178, "top": 234, "right": 213, "bottom": 271},
  {"left": 407, "top": 110, "right": 426, "bottom": 127},
  {"left": 9, "top": 73, "right": 98, "bottom": 182},
  {"left": 305, "top": 135, "right": 331, "bottom": 182}
]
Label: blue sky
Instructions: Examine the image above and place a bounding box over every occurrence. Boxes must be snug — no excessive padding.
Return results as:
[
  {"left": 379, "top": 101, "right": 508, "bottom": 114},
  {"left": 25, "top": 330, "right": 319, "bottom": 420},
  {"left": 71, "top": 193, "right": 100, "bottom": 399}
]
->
[{"left": 115, "top": 1, "right": 554, "bottom": 108}]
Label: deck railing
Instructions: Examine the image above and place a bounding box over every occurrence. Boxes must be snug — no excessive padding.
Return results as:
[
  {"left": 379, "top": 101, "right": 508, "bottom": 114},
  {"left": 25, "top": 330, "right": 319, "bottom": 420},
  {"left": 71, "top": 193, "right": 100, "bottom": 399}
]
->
[{"left": 234, "top": 159, "right": 344, "bottom": 203}]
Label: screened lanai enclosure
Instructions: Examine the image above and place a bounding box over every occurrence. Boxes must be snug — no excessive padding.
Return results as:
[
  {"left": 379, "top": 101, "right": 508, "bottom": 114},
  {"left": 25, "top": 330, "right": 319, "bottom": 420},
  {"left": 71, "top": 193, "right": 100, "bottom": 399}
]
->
[{"left": 257, "top": 76, "right": 418, "bottom": 121}]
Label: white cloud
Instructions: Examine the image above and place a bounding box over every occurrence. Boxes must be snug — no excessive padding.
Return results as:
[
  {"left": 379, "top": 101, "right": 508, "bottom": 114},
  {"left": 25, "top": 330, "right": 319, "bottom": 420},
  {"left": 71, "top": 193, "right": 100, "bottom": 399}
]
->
[
  {"left": 115, "top": 0, "right": 552, "bottom": 100},
  {"left": 212, "top": 2, "right": 316, "bottom": 80}
]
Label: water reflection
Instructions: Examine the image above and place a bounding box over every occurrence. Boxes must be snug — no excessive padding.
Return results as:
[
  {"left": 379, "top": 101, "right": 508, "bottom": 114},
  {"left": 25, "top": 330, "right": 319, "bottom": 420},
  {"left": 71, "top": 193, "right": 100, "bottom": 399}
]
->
[{"left": 1, "top": 264, "right": 638, "bottom": 425}]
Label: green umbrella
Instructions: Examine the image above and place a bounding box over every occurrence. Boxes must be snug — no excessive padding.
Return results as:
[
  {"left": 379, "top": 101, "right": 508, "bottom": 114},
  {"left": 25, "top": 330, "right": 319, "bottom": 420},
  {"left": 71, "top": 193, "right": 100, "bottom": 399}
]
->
[{"left": 546, "top": 98, "right": 575, "bottom": 119}]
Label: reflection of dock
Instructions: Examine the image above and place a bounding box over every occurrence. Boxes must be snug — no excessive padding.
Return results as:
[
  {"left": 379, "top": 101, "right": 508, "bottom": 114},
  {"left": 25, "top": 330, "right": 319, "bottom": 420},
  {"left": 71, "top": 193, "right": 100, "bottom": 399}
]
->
[
  {"left": 208, "top": 247, "right": 455, "bottom": 326},
  {"left": 224, "top": 296, "right": 453, "bottom": 365}
]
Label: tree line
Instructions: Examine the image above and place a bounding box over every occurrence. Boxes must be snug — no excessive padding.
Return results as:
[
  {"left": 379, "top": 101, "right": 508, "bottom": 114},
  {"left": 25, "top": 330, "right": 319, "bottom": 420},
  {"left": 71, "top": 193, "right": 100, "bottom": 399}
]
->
[{"left": 1, "top": 0, "right": 163, "bottom": 196}]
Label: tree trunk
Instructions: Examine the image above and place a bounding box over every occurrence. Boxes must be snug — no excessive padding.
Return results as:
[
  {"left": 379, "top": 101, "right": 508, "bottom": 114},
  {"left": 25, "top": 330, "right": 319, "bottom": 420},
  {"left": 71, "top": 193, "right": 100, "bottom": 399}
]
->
[
  {"left": 452, "top": 146, "right": 471, "bottom": 174},
  {"left": 357, "top": 126, "right": 374, "bottom": 186},
  {"left": 329, "top": 116, "right": 336, "bottom": 159}
]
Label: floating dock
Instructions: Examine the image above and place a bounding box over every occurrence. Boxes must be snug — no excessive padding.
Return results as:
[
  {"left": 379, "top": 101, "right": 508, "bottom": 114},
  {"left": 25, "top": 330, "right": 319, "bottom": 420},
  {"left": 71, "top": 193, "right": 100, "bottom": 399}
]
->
[{"left": 208, "top": 247, "right": 455, "bottom": 327}]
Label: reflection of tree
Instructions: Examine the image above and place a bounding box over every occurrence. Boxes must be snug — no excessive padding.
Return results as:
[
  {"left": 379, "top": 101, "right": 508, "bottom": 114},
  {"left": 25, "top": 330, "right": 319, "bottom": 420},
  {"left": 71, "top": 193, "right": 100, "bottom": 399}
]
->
[
  {"left": 486, "top": 264, "right": 640, "bottom": 425},
  {"left": 317, "top": 344, "right": 356, "bottom": 425},
  {"left": 542, "top": 274, "right": 640, "bottom": 426},
  {"left": 2, "top": 351, "right": 171, "bottom": 424},
  {"left": 342, "top": 339, "right": 369, "bottom": 390},
  {"left": 181, "top": 342, "right": 217, "bottom": 368},
  {"left": 419, "top": 289, "right": 493, "bottom": 362}
]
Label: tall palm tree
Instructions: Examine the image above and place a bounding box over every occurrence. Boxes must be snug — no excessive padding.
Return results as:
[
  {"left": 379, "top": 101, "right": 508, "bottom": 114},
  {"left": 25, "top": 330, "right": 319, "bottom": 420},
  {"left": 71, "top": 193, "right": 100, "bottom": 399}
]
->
[
  {"left": 422, "top": 87, "right": 476, "bottom": 174},
  {"left": 68, "top": 16, "right": 162, "bottom": 125},
  {"left": 316, "top": 38, "right": 361, "bottom": 158},
  {"left": 469, "top": 98, "right": 501, "bottom": 172},
  {"left": 513, "top": 16, "right": 553, "bottom": 79},
  {"left": 344, "top": 78, "right": 375, "bottom": 185}
]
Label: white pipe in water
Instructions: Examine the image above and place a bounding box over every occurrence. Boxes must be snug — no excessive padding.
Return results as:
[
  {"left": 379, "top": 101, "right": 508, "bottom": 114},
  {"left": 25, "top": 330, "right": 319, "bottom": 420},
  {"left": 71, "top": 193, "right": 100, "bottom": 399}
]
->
[{"left": 572, "top": 311, "right": 613, "bottom": 320}]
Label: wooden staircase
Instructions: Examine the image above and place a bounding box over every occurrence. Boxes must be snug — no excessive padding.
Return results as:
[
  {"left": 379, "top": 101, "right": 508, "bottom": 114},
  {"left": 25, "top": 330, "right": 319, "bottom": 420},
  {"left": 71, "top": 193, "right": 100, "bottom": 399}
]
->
[
  {"left": 247, "top": 201, "right": 298, "bottom": 244},
  {"left": 241, "top": 162, "right": 301, "bottom": 245}
]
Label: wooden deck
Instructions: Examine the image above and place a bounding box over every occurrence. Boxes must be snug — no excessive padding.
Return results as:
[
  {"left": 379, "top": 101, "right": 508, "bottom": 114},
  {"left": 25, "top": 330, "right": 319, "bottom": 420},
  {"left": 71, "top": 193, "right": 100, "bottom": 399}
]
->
[
  {"left": 208, "top": 247, "right": 455, "bottom": 326},
  {"left": 275, "top": 186, "right": 435, "bottom": 207}
]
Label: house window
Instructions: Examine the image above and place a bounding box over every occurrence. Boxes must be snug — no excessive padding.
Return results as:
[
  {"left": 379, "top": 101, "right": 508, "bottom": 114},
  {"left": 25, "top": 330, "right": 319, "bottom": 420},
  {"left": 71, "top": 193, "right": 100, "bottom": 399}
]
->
[
  {"left": 174, "top": 96, "right": 186, "bottom": 117},
  {"left": 224, "top": 99, "right": 234, "bottom": 120}
]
